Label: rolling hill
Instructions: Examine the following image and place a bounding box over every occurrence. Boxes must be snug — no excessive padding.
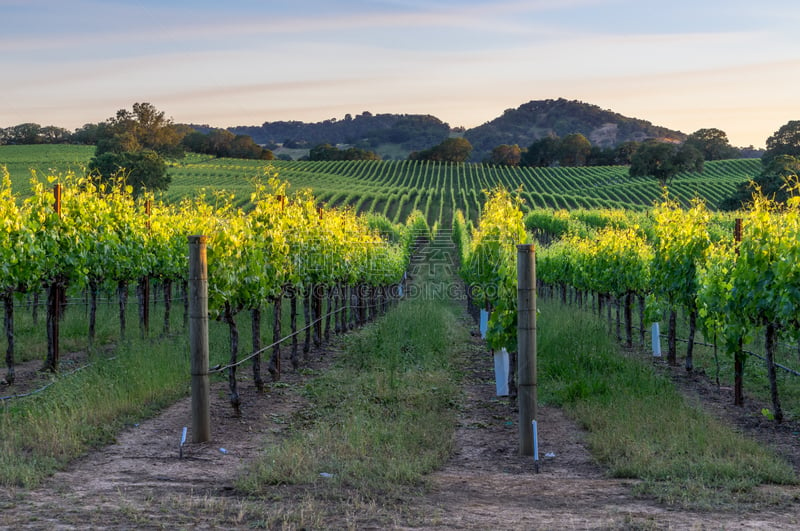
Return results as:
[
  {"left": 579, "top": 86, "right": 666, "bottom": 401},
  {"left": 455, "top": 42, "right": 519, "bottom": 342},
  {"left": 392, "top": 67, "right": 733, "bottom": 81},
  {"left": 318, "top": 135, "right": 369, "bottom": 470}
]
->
[{"left": 226, "top": 99, "right": 688, "bottom": 161}]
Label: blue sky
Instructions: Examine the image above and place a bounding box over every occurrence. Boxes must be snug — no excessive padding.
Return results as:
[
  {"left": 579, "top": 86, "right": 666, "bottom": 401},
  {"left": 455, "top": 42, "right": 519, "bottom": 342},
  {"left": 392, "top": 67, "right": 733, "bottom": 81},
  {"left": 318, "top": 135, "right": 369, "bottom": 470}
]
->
[{"left": 2, "top": 0, "right": 799, "bottom": 148}]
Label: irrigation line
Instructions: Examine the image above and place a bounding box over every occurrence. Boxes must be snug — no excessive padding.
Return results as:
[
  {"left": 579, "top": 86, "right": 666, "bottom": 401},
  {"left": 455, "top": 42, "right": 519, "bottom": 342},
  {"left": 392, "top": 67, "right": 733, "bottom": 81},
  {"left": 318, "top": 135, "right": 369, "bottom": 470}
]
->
[
  {"left": 1, "top": 292, "right": 398, "bottom": 400},
  {"left": 20, "top": 295, "right": 188, "bottom": 309},
  {"left": 208, "top": 305, "right": 345, "bottom": 375},
  {"left": 664, "top": 333, "right": 800, "bottom": 378},
  {"left": 0, "top": 357, "right": 115, "bottom": 402},
  {"left": 628, "top": 323, "right": 800, "bottom": 378},
  {"left": 208, "top": 297, "right": 395, "bottom": 375}
]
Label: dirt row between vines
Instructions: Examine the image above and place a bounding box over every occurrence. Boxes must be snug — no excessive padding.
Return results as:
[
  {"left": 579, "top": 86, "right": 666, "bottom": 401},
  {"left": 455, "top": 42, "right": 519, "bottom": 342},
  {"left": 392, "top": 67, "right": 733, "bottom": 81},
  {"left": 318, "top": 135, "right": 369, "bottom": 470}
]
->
[{"left": 3, "top": 315, "right": 800, "bottom": 529}]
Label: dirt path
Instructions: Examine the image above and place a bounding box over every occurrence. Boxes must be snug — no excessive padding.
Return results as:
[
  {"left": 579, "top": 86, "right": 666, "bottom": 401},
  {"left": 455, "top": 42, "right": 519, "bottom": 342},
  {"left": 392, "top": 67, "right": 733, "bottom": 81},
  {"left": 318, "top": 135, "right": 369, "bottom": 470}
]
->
[
  {"left": 401, "top": 331, "right": 800, "bottom": 530},
  {"left": 0, "top": 351, "right": 327, "bottom": 530},
  {"left": 3, "top": 323, "right": 800, "bottom": 529}
]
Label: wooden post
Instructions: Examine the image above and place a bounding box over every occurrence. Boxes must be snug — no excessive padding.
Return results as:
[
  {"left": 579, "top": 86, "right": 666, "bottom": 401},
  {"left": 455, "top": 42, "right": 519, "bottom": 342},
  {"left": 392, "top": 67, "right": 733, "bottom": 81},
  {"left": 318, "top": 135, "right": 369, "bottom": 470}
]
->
[
  {"left": 142, "top": 199, "right": 152, "bottom": 335},
  {"left": 188, "top": 235, "right": 211, "bottom": 443},
  {"left": 53, "top": 184, "right": 61, "bottom": 366},
  {"left": 45, "top": 184, "right": 62, "bottom": 373},
  {"left": 733, "top": 218, "right": 744, "bottom": 406},
  {"left": 517, "top": 244, "right": 537, "bottom": 458}
]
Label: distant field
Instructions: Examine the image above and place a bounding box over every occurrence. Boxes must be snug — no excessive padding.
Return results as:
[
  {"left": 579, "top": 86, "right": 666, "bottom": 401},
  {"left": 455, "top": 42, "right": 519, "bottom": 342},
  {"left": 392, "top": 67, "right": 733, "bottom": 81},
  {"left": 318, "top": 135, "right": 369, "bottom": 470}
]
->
[
  {"left": 167, "top": 155, "right": 760, "bottom": 225},
  {"left": 0, "top": 144, "right": 761, "bottom": 225},
  {"left": 0, "top": 144, "right": 95, "bottom": 189}
]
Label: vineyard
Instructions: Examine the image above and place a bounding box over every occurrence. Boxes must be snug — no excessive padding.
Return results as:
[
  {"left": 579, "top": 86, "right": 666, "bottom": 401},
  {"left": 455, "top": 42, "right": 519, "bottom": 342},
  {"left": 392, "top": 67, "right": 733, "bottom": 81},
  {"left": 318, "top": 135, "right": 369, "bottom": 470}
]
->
[
  {"left": 0, "top": 145, "right": 761, "bottom": 228},
  {"left": 3, "top": 143, "right": 800, "bottom": 526},
  {"left": 0, "top": 168, "right": 419, "bottom": 407},
  {"left": 168, "top": 156, "right": 759, "bottom": 225},
  {"left": 460, "top": 189, "right": 800, "bottom": 423}
]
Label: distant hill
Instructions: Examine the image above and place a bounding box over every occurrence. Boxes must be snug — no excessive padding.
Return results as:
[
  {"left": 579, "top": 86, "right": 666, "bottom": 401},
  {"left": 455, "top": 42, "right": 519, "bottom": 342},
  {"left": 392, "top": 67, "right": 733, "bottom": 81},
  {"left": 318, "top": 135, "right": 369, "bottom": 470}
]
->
[
  {"left": 228, "top": 112, "right": 451, "bottom": 159},
  {"left": 464, "top": 98, "right": 687, "bottom": 161},
  {"left": 223, "top": 99, "right": 689, "bottom": 161}
]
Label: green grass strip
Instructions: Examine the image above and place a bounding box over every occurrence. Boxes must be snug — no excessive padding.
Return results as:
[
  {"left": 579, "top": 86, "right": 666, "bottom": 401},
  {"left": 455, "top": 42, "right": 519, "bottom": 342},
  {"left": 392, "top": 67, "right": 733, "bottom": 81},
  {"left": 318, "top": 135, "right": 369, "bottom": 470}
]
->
[
  {"left": 538, "top": 299, "right": 797, "bottom": 509},
  {"left": 0, "top": 337, "right": 188, "bottom": 487},
  {"left": 238, "top": 297, "right": 466, "bottom": 495}
]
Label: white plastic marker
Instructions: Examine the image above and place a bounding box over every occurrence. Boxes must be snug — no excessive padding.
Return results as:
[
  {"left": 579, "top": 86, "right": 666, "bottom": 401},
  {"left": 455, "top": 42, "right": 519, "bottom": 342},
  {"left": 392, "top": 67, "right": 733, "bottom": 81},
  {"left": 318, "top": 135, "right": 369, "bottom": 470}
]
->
[
  {"left": 179, "top": 426, "right": 188, "bottom": 459},
  {"left": 651, "top": 323, "right": 662, "bottom": 357},
  {"left": 532, "top": 420, "right": 540, "bottom": 473},
  {"left": 479, "top": 309, "right": 489, "bottom": 339},
  {"left": 494, "top": 347, "right": 510, "bottom": 396}
]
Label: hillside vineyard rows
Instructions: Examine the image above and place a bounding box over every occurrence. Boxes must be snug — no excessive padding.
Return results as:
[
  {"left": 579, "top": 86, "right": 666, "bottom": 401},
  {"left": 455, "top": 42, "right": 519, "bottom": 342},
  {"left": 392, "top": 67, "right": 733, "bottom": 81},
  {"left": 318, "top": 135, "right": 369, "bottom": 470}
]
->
[
  {"left": 0, "top": 145, "right": 759, "bottom": 227},
  {"left": 1, "top": 145, "right": 791, "bottom": 415},
  {"left": 166, "top": 156, "right": 760, "bottom": 225}
]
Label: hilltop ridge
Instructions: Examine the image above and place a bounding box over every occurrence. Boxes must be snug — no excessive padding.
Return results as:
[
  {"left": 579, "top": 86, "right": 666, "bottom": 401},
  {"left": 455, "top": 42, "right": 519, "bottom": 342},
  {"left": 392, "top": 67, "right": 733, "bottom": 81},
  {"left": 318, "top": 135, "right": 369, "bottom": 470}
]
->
[{"left": 226, "top": 98, "right": 687, "bottom": 161}]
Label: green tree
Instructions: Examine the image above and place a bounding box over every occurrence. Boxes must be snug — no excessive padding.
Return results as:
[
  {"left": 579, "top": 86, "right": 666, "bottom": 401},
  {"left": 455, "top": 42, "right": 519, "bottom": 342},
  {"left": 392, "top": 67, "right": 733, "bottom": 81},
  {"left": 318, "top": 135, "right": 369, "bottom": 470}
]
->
[
  {"left": 762, "top": 120, "right": 800, "bottom": 165},
  {"left": 182, "top": 130, "right": 211, "bottom": 153},
  {"left": 488, "top": 144, "right": 521, "bottom": 166},
  {"left": 71, "top": 123, "right": 103, "bottom": 145},
  {"left": 521, "top": 136, "right": 560, "bottom": 167},
  {"left": 96, "top": 102, "right": 185, "bottom": 158},
  {"left": 614, "top": 141, "right": 640, "bottom": 165},
  {"left": 410, "top": 137, "right": 472, "bottom": 163},
  {"left": 586, "top": 146, "right": 616, "bottom": 166},
  {"left": 629, "top": 141, "right": 704, "bottom": 187},
  {"left": 685, "top": 128, "right": 739, "bottom": 161},
  {"left": 309, "top": 143, "right": 340, "bottom": 161},
  {"left": 40, "top": 126, "right": 71, "bottom": 143},
  {"left": 719, "top": 154, "right": 800, "bottom": 210},
  {"left": 309, "top": 143, "right": 379, "bottom": 161},
  {"left": 88, "top": 150, "right": 169, "bottom": 195},
  {"left": 6, "top": 123, "right": 43, "bottom": 144},
  {"left": 558, "top": 133, "right": 592, "bottom": 166}
]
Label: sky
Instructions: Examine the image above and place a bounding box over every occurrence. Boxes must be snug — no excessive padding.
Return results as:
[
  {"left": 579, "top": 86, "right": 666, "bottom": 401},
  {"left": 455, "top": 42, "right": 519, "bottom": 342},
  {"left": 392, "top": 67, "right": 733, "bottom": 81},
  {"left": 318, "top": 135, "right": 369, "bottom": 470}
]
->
[{"left": 2, "top": 0, "right": 799, "bottom": 148}]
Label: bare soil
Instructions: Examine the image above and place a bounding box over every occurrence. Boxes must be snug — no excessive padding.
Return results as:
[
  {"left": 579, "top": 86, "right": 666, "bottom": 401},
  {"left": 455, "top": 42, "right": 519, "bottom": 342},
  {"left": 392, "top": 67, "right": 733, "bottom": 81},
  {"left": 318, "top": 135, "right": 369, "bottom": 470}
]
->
[{"left": 3, "top": 326, "right": 800, "bottom": 529}]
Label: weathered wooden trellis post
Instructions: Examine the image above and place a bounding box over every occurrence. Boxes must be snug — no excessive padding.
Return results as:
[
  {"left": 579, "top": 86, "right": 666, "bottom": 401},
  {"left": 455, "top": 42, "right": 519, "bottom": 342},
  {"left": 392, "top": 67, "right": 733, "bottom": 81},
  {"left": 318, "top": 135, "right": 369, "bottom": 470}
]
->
[
  {"left": 733, "top": 218, "right": 744, "bottom": 406},
  {"left": 517, "top": 244, "right": 537, "bottom": 464},
  {"left": 188, "top": 235, "right": 211, "bottom": 443},
  {"left": 141, "top": 199, "right": 152, "bottom": 337},
  {"left": 43, "top": 184, "right": 62, "bottom": 373}
]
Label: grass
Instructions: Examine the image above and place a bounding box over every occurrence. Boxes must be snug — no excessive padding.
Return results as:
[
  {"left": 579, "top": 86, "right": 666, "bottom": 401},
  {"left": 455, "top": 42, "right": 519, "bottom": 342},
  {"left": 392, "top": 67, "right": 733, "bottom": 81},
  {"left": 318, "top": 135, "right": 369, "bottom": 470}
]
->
[
  {"left": 537, "top": 297, "right": 798, "bottom": 509},
  {"left": 238, "top": 238, "right": 468, "bottom": 502},
  {"left": 237, "top": 295, "right": 466, "bottom": 497},
  {"left": 0, "top": 334, "right": 188, "bottom": 487},
  {"left": 658, "top": 308, "right": 800, "bottom": 421},
  {"left": 0, "top": 144, "right": 94, "bottom": 193}
]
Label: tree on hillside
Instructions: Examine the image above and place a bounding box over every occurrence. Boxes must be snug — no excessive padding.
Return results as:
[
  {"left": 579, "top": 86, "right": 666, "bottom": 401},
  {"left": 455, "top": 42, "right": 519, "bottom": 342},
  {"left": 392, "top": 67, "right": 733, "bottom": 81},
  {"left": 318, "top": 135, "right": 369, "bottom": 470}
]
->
[
  {"left": 558, "top": 133, "right": 592, "bottom": 166},
  {"left": 762, "top": 120, "right": 800, "bottom": 165},
  {"left": 586, "top": 146, "right": 615, "bottom": 166},
  {"left": 309, "top": 143, "right": 380, "bottom": 161},
  {"left": 89, "top": 103, "right": 181, "bottom": 194},
  {"left": 629, "top": 141, "right": 704, "bottom": 187},
  {"left": 613, "top": 141, "right": 641, "bottom": 165},
  {"left": 685, "top": 128, "right": 739, "bottom": 160},
  {"left": 88, "top": 150, "right": 169, "bottom": 195},
  {"left": 521, "top": 137, "right": 560, "bottom": 167},
  {"left": 0, "top": 123, "right": 71, "bottom": 145},
  {"left": 410, "top": 137, "right": 472, "bottom": 163},
  {"left": 488, "top": 144, "right": 521, "bottom": 166},
  {"left": 95, "top": 102, "right": 185, "bottom": 158},
  {"left": 182, "top": 128, "right": 274, "bottom": 159},
  {"left": 719, "top": 154, "right": 800, "bottom": 210}
]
